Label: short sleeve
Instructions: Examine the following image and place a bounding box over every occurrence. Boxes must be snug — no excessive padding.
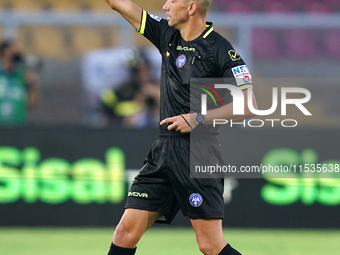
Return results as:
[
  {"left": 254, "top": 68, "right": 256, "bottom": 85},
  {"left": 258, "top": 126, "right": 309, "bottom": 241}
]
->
[
  {"left": 216, "top": 40, "right": 253, "bottom": 91},
  {"left": 137, "top": 10, "right": 174, "bottom": 52}
]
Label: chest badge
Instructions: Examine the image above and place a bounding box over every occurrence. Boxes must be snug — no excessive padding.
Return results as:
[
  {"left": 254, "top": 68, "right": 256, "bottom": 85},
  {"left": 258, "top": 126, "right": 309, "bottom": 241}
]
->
[{"left": 176, "top": 54, "right": 186, "bottom": 68}]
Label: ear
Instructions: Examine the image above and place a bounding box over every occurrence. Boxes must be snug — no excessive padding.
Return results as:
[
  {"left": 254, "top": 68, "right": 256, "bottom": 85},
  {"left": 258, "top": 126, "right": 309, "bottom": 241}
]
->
[{"left": 188, "top": 1, "right": 198, "bottom": 15}]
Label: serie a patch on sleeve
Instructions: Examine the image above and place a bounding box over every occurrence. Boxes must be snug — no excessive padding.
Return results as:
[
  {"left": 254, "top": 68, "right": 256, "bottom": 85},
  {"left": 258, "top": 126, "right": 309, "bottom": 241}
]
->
[
  {"left": 231, "top": 65, "right": 252, "bottom": 86},
  {"left": 148, "top": 13, "right": 162, "bottom": 22}
]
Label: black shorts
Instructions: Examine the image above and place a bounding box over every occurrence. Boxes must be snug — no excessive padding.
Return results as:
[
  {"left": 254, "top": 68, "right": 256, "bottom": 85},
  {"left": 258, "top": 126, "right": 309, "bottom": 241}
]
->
[{"left": 125, "top": 131, "right": 225, "bottom": 224}]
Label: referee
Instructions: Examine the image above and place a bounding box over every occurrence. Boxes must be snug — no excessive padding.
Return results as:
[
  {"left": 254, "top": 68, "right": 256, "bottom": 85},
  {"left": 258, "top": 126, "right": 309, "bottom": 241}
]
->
[{"left": 104, "top": 0, "right": 258, "bottom": 254}]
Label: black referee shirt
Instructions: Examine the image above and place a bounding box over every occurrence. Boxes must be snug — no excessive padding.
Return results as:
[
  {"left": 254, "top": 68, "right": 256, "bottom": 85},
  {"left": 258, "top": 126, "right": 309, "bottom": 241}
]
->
[{"left": 138, "top": 10, "right": 253, "bottom": 132}]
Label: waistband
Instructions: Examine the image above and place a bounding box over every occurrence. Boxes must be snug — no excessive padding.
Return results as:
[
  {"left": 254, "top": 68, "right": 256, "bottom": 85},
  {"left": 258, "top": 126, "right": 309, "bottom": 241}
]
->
[{"left": 159, "top": 131, "right": 189, "bottom": 137}]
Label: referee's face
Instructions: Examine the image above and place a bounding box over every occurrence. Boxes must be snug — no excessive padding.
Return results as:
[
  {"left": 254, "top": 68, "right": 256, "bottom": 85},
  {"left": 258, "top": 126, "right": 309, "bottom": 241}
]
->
[{"left": 163, "top": 0, "right": 191, "bottom": 29}]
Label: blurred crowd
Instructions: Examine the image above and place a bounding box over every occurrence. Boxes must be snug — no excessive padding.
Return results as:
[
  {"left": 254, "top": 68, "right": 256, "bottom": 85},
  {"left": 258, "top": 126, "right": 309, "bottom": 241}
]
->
[
  {"left": 0, "top": 0, "right": 339, "bottom": 13},
  {"left": 0, "top": 38, "right": 161, "bottom": 129},
  {"left": 212, "top": 0, "right": 340, "bottom": 13},
  {"left": 98, "top": 48, "right": 160, "bottom": 129},
  {"left": 0, "top": 40, "right": 41, "bottom": 126}
]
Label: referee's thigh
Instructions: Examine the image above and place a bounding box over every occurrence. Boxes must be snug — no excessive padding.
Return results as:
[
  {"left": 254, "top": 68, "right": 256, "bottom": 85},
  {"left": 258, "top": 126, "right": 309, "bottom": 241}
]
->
[
  {"left": 113, "top": 208, "right": 162, "bottom": 248},
  {"left": 191, "top": 218, "right": 227, "bottom": 255}
]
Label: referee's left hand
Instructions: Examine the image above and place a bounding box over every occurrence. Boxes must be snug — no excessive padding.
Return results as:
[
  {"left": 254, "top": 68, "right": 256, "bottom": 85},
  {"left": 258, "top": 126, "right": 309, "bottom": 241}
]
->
[{"left": 160, "top": 113, "right": 196, "bottom": 133}]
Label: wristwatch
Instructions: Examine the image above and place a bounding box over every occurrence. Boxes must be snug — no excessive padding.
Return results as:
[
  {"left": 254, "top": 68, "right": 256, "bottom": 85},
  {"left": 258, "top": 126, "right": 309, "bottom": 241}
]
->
[{"left": 195, "top": 113, "right": 205, "bottom": 126}]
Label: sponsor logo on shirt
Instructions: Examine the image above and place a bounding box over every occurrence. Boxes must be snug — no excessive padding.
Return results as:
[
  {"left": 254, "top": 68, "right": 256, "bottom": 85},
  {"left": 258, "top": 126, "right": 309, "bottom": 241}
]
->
[
  {"left": 243, "top": 75, "right": 251, "bottom": 84},
  {"left": 176, "top": 46, "right": 196, "bottom": 52},
  {"left": 228, "top": 50, "right": 242, "bottom": 61},
  {"left": 148, "top": 13, "right": 161, "bottom": 22},
  {"left": 176, "top": 54, "right": 186, "bottom": 68},
  {"left": 231, "top": 65, "right": 252, "bottom": 86}
]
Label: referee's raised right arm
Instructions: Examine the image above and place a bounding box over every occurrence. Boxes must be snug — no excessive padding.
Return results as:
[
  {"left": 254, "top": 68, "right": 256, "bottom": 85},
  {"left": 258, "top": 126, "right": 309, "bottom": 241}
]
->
[{"left": 105, "top": 0, "right": 142, "bottom": 31}]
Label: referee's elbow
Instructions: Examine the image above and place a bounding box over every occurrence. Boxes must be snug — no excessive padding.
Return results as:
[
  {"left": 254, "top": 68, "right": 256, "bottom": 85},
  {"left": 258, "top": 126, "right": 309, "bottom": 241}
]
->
[
  {"left": 246, "top": 111, "right": 256, "bottom": 119},
  {"left": 244, "top": 103, "right": 257, "bottom": 119},
  {"left": 105, "top": 0, "right": 121, "bottom": 10}
]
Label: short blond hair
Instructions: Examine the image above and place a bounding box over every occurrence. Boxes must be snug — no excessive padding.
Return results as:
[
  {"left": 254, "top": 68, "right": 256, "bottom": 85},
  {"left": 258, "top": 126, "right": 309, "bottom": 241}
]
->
[
  {"left": 196, "top": 0, "right": 212, "bottom": 14},
  {"left": 184, "top": 0, "right": 212, "bottom": 15}
]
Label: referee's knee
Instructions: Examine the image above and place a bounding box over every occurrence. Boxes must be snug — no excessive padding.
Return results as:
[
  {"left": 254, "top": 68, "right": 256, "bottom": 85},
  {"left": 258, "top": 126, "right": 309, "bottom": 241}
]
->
[
  {"left": 198, "top": 241, "right": 222, "bottom": 255},
  {"left": 113, "top": 221, "right": 142, "bottom": 247}
]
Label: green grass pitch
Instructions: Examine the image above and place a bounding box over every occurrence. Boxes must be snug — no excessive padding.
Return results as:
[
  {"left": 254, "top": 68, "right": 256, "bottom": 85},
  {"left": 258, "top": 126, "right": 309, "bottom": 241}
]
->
[{"left": 0, "top": 228, "right": 339, "bottom": 255}]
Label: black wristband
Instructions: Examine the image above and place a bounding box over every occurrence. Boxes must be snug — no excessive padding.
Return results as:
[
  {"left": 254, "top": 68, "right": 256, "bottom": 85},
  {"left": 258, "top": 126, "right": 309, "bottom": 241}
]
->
[{"left": 181, "top": 115, "right": 193, "bottom": 131}]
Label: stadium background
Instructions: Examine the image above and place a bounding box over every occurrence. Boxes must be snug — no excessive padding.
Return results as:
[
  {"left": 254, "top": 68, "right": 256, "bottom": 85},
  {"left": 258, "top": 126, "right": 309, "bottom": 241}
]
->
[{"left": 0, "top": 0, "right": 340, "bottom": 254}]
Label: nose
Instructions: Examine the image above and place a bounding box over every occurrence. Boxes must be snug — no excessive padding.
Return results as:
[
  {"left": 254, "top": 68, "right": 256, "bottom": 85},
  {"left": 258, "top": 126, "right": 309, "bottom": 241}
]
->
[{"left": 163, "top": 0, "right": 169, "bottom": 11}]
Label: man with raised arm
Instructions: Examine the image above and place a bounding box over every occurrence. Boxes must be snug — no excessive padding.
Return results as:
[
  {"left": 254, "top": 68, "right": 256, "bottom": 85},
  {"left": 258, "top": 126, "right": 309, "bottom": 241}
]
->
[{"left": 104, "top": 0, "right": 257, "bottom": 254}]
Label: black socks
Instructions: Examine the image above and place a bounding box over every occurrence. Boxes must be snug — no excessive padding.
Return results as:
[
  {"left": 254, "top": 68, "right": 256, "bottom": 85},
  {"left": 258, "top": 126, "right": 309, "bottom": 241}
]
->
[
  {"left": 107, "top": 242, "right": 240, "bottom": 255},
  {"left": 107, "top": 243, "right": 137, "bottom": 255},
  {"left": 219, "top": 244, "right": 242, "bottom": 255}
]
